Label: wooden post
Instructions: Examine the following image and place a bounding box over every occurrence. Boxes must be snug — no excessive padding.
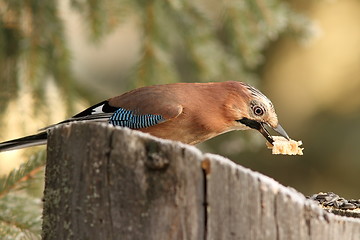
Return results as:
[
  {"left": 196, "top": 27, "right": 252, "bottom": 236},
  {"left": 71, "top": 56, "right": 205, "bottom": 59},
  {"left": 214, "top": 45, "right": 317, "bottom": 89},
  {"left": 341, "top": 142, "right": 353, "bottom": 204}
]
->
[
  {"left": 42, "top": 122, "right": 360, "bottom": 240},
  {"left": 42, "top": 123, "right": 204, "bottom": 240}
]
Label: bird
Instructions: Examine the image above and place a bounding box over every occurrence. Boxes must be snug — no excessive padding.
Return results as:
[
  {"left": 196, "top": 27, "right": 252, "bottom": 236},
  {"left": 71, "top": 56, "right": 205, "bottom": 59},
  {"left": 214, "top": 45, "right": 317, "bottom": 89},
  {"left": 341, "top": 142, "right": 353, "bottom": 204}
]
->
[{"left": 0, "top": 81, "right": 289, "bottom": 152}]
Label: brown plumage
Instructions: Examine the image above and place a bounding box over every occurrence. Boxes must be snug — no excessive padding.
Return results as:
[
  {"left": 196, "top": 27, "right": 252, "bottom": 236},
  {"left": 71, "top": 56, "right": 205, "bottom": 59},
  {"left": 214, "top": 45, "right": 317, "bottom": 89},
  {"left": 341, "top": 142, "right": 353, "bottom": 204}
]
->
[{"left": 0, "top": 81, "right": 289, "bottom": 151}]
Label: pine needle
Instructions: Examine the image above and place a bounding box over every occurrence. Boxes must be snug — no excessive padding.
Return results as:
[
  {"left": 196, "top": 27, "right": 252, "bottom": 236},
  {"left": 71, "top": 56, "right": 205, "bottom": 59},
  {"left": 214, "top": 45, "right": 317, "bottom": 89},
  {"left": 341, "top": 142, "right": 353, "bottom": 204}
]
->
[
  {"left": 0, "top": 193, "right": 42, "bottom": 239},
  {"left": 0, "top": 151, "right": 46, "bottom": 199},
  {"left": 0, "top": 151, "right": 45, "bottom": 239}
]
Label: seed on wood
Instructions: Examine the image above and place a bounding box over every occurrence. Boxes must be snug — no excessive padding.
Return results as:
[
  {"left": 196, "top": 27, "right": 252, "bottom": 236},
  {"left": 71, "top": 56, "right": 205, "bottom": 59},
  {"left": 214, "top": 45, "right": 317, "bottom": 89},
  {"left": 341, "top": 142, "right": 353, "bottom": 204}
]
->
[
  {"left": 340, "top": 203, "right": 357, "bottom": 210},
  {"left": 307, "top": 192, "right": 360, "bottom": 218}
]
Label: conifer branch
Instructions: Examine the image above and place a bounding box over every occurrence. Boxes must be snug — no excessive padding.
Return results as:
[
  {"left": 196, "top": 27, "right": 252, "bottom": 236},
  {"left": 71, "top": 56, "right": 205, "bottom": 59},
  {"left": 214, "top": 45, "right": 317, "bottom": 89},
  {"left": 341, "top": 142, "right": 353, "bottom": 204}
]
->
[{"left": 0, "top": 152, "right": 45, "bottom": 199}]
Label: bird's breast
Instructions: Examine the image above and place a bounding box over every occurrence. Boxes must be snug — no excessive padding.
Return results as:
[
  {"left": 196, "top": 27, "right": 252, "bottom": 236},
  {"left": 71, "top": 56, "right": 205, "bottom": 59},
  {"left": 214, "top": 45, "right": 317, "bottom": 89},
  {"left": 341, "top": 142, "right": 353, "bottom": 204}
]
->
[{"left": 139, "top": 109, "right": 231, "bottom": 145}]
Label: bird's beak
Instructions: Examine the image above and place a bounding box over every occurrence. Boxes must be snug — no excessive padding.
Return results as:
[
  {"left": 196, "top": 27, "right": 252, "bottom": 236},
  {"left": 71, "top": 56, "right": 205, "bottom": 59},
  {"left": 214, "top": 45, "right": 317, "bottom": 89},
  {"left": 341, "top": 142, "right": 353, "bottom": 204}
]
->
[
  {"left": 272, "top": 124, "right": 289, "bottom": 140},
  {"left": 237, "top": 118, "right": 290, "bottom": 145},
  {"left": 258, "top": 123, "right": 290, "bottom": 145}
]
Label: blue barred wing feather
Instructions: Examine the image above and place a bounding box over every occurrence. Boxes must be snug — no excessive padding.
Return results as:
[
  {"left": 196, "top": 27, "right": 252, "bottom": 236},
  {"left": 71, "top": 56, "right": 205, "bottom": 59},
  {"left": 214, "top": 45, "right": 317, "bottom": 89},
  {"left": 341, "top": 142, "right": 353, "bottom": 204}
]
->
[{"left": 109, "top": 108, "right": 165, "bottom": 129}]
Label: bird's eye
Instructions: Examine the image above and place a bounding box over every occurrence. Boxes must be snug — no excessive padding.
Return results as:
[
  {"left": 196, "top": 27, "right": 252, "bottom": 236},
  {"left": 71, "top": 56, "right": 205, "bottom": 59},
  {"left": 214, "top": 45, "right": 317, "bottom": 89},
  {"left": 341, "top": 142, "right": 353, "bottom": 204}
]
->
[{"left": 253, "top": 106, "right": 264, "bottom": 116}]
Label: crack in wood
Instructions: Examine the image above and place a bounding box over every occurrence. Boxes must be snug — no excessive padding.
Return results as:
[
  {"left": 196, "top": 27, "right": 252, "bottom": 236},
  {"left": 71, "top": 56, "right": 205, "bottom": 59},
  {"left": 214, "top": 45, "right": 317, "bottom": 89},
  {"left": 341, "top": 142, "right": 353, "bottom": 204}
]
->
[
  {"left": 274, "top": 195, "right": 280, "bottom": 240},
  {"left": 202, "top": 159, "right": 209, "bottom": 240}
]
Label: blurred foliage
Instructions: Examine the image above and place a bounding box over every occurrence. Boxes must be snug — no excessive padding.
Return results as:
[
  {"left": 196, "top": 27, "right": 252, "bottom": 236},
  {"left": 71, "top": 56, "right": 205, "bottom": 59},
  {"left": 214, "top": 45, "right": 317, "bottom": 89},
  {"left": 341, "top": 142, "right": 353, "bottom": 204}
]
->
[
  {"left": 0, "top": 0, "right": 78, "bottom": 115},
  {"left": 71, "top": 0, "right": 312, "bottom": 87},
  {"left": 69, "top": 0, "right": 130, "bottom": 44},
  {"left": 0, "top": 0, "right": 310, "bottom": 238},
  {"left": 0, "top": 151, "right": 45, "bottom": 239},
  {"left": 0, "top": 0, "right": 310, "bottom": 109}
]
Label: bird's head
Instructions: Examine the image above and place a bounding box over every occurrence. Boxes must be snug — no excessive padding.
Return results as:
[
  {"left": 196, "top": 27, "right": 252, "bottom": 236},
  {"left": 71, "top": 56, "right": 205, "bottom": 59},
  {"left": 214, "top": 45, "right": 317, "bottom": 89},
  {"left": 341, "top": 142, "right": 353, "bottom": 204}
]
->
[{"left": 227, "top": 82, "right": 289, "bottom": 145}]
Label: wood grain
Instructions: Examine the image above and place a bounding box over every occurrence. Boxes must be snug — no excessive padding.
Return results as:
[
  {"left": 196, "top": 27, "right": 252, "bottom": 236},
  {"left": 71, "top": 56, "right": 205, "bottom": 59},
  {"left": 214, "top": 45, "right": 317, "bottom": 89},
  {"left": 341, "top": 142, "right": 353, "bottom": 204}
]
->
[{"left": 42, "top": 122, "right": 360, "bottom": 240}]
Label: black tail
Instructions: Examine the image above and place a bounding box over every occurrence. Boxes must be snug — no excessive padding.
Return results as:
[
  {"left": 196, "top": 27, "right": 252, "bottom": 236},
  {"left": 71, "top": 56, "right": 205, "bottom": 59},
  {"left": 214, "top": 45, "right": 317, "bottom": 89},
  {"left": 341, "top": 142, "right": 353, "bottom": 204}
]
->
[{"left": 0, "top": 132, "right": 47, "bottom": 152}]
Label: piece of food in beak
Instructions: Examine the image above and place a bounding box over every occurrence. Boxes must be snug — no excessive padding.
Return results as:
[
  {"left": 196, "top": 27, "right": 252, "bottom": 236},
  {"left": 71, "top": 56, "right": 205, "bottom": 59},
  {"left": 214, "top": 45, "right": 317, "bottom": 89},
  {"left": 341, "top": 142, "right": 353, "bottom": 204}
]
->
[
  {"left": 258, "top": 123, "right": 289, "bottom": 145},
  {"left": 266, "top": 136, "right": 304, "bottom": 155}
]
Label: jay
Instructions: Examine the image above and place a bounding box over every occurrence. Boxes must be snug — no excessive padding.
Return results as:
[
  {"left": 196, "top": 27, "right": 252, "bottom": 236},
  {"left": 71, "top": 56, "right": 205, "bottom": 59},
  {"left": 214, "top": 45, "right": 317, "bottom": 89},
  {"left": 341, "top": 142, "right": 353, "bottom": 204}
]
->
[{"left": 0, "top": 81, "right": 289, "bottom": 152}]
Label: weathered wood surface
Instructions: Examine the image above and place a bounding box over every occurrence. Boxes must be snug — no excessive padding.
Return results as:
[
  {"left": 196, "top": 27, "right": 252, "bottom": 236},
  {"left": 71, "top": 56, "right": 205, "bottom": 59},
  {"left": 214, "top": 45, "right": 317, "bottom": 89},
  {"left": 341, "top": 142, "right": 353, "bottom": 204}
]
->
[{"left": 42, "top": 122, "right": 360, "bottom": 240}]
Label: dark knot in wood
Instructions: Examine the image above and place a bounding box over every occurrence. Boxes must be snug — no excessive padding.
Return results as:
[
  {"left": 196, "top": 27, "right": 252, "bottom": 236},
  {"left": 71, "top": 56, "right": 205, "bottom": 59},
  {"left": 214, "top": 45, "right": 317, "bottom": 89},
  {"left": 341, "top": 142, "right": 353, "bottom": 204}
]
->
[{"left": 145, "top": 141, "right": 169, "bottom": 170}]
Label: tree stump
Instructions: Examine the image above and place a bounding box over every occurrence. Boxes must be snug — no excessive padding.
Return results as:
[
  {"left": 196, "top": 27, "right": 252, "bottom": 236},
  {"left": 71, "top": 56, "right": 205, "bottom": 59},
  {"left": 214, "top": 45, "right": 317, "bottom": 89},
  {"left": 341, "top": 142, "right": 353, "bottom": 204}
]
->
[{"left": 42, "top": 122, "right": 360, "bottom": 240}]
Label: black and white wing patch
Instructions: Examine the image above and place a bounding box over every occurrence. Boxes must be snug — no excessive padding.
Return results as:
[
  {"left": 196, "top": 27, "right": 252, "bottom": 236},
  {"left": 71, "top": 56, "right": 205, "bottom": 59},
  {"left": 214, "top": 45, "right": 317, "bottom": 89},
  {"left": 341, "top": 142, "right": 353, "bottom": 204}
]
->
[
  {"left": 72, "top": 100, "right": 118, "bottom": 118},
  {"left": 40, "top": 101, "right": 116, "bottom": 131},
  {"left": 75, "top": 101, "right": 166, "bottom": 128},
  {"left": 109, "top": 108, "right": 165, "bottom": 129}
]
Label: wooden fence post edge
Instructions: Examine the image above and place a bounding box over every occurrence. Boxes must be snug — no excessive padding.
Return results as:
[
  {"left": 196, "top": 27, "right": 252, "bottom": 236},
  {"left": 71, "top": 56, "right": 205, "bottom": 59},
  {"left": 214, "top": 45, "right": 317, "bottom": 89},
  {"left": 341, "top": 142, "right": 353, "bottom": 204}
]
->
[{"left": 42, "top": 122, "right": 360, "bottom": 240}]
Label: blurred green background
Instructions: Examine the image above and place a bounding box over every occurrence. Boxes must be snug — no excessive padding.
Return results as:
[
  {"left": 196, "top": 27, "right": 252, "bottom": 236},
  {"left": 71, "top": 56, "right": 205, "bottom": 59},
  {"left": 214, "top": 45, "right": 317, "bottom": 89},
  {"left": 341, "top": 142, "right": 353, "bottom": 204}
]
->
[{"left": 0, "top": 1, "right": 359, "bottom": 236}]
